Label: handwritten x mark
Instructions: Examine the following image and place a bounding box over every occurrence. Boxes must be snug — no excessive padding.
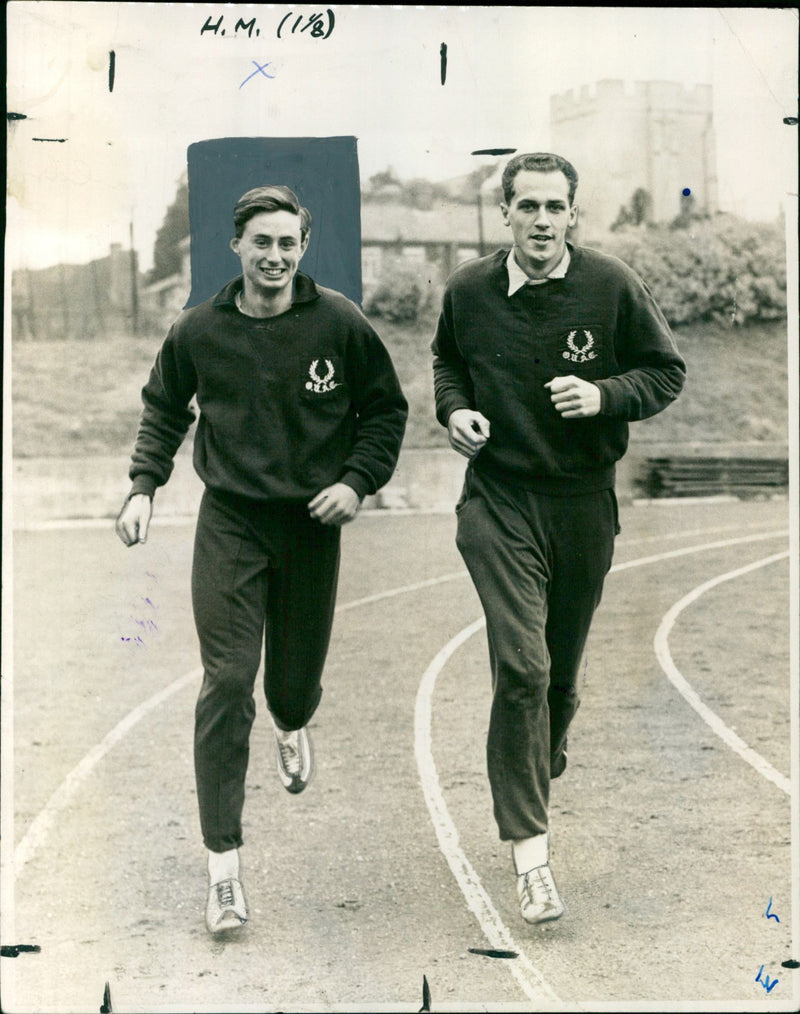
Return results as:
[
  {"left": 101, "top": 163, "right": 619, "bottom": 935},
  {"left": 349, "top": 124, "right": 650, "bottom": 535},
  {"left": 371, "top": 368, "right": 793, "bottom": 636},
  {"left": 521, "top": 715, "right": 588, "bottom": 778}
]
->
[{"left": 240, "top": 61, "right": 275, "bottom": 89}]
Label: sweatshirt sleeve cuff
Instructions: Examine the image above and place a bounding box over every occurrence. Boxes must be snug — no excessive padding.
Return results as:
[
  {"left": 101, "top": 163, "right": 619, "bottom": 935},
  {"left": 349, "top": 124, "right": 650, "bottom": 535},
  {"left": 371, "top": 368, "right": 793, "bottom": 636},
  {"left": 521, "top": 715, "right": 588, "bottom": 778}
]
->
[
  {"left": 130, "top": 474, "right": 157, "bottom": 499},
  {"left": 339, "top": 471, "right": 371, "bottom": 500},
  {"left": 594, "top": 378, "right": 623, "bottom": 417},
  {"left": 436, "top": 395, "right": 473, "bottom": 428}
]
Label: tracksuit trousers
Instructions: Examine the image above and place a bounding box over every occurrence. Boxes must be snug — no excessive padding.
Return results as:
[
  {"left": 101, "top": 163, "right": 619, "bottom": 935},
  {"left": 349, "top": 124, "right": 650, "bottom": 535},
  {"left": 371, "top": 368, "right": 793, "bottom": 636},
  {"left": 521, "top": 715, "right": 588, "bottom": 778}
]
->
[
  {"left": 191, "top": 488, "right": 341, "bottom": 853},
  {"left": 455, "top": 466, "right": 618, "bottom": 842}
]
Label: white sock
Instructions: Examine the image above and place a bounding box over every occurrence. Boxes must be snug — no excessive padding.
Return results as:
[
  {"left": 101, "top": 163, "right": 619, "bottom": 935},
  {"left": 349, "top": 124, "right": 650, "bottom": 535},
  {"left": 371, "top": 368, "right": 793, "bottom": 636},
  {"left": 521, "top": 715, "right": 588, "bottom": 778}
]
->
[
  {"left": 512, "top": 833, "right": 549, "bottom": 876},
  {"left": 208, "top": 848, "right": 239, "bottom": 885}
]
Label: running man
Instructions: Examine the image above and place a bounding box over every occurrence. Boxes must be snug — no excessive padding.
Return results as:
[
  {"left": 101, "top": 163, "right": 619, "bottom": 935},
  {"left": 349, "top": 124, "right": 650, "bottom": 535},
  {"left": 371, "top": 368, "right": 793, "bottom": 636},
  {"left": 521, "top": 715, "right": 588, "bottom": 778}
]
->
[
  {"left": 117, "top": 184, "right": 407, "bottom": 933},
  {"left": 431, "top": 152, "right": 685, "bottom": 925}
]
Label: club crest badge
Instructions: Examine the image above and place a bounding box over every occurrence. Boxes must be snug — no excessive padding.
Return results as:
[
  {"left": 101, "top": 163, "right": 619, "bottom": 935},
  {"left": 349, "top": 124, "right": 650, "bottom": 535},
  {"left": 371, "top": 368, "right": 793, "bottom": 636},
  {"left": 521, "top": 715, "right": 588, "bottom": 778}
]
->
[
  {"left": 305, "top": 358, "right": 339, "bottom": 394},
  {"left": 562, "top": 330, "right": 597, "bottom": 364}
]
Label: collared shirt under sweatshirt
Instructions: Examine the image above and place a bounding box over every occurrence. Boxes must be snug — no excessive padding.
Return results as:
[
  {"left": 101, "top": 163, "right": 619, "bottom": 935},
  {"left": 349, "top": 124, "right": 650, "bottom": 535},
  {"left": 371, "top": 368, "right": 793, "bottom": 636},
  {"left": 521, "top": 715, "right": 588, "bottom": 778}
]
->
[
  {"left": 432, "top": 244, "right": 686, "bottom": 495},
  {"left": 128, "top": 273, "right": 408, "bottom": 503}
]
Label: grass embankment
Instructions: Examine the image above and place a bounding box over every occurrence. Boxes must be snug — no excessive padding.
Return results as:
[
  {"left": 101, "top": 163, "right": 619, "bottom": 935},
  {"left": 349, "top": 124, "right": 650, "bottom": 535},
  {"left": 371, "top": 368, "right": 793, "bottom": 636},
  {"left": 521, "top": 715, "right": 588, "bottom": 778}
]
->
[{"left": 11, "top": 318, "right": 789, "bottom": 459}]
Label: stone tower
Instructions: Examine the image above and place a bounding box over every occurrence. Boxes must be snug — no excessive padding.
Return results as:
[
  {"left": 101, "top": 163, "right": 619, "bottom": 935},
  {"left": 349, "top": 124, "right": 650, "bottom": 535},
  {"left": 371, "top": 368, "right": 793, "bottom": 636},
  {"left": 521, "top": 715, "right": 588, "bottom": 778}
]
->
[{"left": 550, "top": 79, "right": 718, "bottom": 236}]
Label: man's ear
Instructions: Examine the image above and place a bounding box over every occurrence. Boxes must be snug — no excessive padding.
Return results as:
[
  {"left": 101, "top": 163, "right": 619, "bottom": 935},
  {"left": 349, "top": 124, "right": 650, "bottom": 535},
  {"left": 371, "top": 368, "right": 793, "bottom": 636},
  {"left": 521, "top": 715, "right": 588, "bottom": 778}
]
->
[
  {"left": 568, "top": 204, "right": 579, "bottom": 230},
  {"left": 299, "top": 232, "right": 311, "bottom": 256},
  {"left": 500, "top": 203, "right": 510, "bottom": 227},
  {"left": 230, "top": 237, "right": 240, "bottom": 255}
]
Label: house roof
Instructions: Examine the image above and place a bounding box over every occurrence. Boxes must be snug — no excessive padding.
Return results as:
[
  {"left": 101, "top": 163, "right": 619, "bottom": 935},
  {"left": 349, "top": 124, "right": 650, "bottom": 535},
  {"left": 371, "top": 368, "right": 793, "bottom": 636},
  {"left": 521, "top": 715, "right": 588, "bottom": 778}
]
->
[
  {"left": 164, "top": 200, "right": 510, "bottom": 263},
  {"left": 360, "top": 200, "right": 510, "bottom": 246},
  {"left": 142, "top": 273, "right": 183, "bottom": 295}
]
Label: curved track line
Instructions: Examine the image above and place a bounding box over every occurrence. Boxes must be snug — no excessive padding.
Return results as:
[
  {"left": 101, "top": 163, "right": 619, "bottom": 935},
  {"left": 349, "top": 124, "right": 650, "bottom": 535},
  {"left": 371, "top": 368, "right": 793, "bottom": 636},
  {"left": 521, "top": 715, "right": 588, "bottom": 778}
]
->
[
  {"left": 414, "top": 528, "right": 789, "bottom": 1005},
  {"left": 610, "top": 528, "right": 787, "bottom": 573},
  {"left": 12, "top": 572, "right": 473, "bottom": 872},
  {"left": 14, "top": 528, "right": 788, "bottom": 880},
  {"left": 619, "top": 523, "right": 786, "bottom": 547},
  {"left": 414, "top": 617, "right": 564, "bottom": 1006},
  {"left": 14, "top": 667, "right": 204, "bottom": 870},
  {"left": 335, "top": 571, "right": 468, "bottom": 613},
  {"left": 654, "top": 551, "right": 791, "bottom": 795}
]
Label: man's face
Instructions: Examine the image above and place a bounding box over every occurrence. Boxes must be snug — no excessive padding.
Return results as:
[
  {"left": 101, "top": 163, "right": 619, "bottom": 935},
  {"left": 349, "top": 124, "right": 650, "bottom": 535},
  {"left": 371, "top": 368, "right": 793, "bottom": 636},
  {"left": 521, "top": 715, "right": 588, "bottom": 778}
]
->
[
  {"left": 501, "top": 169, "right": 578, "bottom": 277},
  {"left": 230, "top": 210, "right": 309, "bottom": 297}
]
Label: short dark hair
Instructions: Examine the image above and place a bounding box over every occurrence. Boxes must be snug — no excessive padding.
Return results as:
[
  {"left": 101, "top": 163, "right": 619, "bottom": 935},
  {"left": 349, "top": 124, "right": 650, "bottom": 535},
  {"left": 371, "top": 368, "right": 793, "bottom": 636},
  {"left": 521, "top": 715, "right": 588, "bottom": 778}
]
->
[
  {"left": 233, "top": 185, "right": 312, "bottom": 239},
  {"left": 502, "top": 153, "right": 579, "bottom": 205}
]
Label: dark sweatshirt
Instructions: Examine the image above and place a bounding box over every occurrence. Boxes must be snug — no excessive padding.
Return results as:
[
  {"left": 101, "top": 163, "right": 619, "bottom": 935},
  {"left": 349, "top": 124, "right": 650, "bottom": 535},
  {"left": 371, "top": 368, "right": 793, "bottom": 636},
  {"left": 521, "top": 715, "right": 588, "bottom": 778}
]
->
[
  {"left": 128, "top": 274, "right": 408, "bottom": 502},
  {"left": 432, "top": 245, "right": 686, "bottom": 494}
]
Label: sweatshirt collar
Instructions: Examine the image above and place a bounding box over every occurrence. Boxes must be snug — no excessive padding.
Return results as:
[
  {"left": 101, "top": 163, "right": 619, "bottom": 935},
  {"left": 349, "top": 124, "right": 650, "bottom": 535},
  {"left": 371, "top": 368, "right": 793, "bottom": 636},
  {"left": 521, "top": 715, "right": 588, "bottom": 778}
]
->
[
  {"left": 214, "top": 272, "right": 320, "bottom": 309},
  {"left": 506, "top": 246, "right": 571, "bottom": 296}
]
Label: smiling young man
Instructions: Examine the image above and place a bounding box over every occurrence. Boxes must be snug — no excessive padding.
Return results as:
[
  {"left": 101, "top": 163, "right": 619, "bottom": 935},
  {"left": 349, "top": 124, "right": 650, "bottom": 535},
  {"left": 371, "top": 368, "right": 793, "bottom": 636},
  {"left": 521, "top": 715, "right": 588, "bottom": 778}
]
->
[
  {"left": 116, "top": 185, "right": 407, "bottom": 934},
  {"left": 431, "top": 153, "right": 685, "bottom": 926}
]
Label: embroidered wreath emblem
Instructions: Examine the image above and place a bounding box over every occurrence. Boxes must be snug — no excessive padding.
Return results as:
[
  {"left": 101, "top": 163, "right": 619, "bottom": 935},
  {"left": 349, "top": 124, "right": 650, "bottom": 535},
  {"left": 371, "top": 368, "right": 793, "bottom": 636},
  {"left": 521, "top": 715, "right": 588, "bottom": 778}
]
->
[
  {"left": 305, "top": 358, "right": 339, "bottom": 394},
  {"left": 562, "top": 330, "right": 598, "bottom": 364}
]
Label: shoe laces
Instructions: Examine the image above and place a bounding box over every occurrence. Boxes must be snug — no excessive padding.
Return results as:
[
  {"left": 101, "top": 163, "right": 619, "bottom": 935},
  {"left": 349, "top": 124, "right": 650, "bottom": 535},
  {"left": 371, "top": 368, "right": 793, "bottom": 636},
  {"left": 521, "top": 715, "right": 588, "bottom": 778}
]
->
[
  {"left": 522, "top": 866, "right": 555, "bottom": 906},
  {"left": 216, "top": 880, "right": 235, "bottom": 908},
  {"left": 277, "top": 733, "right": 301, "bottom": 775}
]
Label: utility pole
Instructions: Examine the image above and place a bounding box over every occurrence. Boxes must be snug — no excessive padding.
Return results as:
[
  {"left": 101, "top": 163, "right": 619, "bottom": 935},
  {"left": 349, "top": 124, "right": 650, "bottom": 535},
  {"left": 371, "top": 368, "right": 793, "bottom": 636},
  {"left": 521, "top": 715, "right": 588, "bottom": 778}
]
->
[
  {"left": 129, "top": 219, "right": 139, "bottom": 335},
  {"left": 476, "top": 187, "right": 485, "bottom": 258}
]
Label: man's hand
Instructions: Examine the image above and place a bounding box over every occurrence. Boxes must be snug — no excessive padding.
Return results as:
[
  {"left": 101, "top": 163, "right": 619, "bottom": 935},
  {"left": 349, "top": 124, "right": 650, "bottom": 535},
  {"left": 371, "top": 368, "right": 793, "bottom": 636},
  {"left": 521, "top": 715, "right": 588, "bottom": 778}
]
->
[
  {"left": 308, "top": 483, "right": 362, "bottom": 525},
  {"left": 115, "top": 494, "right": 153, "bottom": 547},
  {"left": 447, "top": 408, "right": 491, "bottom": 459},
  {"left": 545, "top": 375, "right": 601, "bottom": 418}
]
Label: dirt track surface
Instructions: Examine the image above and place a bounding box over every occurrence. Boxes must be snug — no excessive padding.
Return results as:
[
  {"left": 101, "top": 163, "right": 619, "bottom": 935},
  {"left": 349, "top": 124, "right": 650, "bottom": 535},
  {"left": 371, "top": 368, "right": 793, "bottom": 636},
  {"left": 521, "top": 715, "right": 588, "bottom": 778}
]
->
[{"left": 5, "top": 498, "right": 796, "bottom": 1012}]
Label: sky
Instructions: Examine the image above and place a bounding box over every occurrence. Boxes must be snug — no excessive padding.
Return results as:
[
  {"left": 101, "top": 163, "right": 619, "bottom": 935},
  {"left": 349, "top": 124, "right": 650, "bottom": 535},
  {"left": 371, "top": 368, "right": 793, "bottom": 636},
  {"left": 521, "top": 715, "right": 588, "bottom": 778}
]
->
[{"left": 6, "top": 4, "right": 798, "bottom": 273}]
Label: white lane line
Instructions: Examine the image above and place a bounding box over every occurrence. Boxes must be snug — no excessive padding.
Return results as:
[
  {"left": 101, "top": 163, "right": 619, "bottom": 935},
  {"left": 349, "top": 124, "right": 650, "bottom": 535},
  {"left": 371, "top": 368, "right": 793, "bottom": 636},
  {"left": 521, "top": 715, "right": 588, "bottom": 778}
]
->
[
  {"left": 654, "top": 551, "right": 791, "bottom": 796},
  {"left": 14, "top": 528, "right": 789, "bottom": 878},
  {"left": 15, "top": 515, "right": 198, "bottom": 532},
  {"left": 11, "top": 571, "right": 473, "bottom": 873},
  {"left": 336, "top": 529, "right": 789, "bottom": 614},
  {"left": 415, "top": 618, "right": 564, "bottom": 1006},
  {"left": 335, "top": 571, "right": 469, "bottom": 613},
  {"left": 620, "top": 523, "right": 787, "bottom": 547},
  {"left": 611, "top": 528, "right": 788, "bottom": 572},
  {"left": 414, "top": 528, "right": 789, "bottom": 1005},
  {"left": 14, "top": 667, "right": 204, "bottom": 871}
]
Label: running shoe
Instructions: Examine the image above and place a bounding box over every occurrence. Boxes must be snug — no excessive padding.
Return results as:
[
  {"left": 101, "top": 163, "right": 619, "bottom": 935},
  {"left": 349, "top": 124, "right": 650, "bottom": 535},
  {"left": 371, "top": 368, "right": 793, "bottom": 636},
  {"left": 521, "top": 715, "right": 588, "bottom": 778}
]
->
[
  {"left": 205, "top": 878, "right": 248, "bottom": 934},
  {"left": 517, "top": 863, "right": 565, "bottom": 925},
  {"left": 274, "top": 724, "right": 314, "bottom": 794}
]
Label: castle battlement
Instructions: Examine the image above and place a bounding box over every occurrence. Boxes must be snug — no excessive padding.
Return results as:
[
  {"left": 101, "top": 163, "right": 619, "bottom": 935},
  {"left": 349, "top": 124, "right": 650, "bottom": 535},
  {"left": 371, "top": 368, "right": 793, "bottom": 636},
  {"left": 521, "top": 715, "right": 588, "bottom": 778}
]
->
[
  {"left": 551, "top": 78, "right": 713, "bottom": 121},
  {"left": 549, "top": 78, "right": 717, "bottom": 232}
]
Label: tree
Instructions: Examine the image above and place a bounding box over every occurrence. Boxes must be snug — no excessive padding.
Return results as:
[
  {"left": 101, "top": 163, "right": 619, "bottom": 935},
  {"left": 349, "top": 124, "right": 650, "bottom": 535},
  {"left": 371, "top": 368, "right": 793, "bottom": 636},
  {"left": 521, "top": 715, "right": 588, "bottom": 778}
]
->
[
  {"left": 611, "top": 187, "right": 653, "bottom": 231},
  {"left": 147, "top": 176, "right": 189, "bottom": 284}
]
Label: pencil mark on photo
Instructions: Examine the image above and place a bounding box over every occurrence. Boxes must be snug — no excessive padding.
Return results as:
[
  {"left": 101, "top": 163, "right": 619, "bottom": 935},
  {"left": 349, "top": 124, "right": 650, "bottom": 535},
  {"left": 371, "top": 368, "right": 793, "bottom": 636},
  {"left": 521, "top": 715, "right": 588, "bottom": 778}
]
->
[
  {"left": 0, "top": 944, "right": 41, "bottom": 957},
  {"left": 468, "top": 947, "right": 519, "bottom": 959},
  {"left": 277, "top": 10, "right": 335, "bottom": 40},
  {"left": 239, "top": 60, "right": 276, "bottom": 89},
  {"left": 100, "top": 980, "right": 113, "bottom": 1013},
  {"left": 755, "top": 964, "right": 779, "bottom": 994},
  {"left": 765, "top": 896, "right": 780, "bottom": 922},
  {"left": 121, "top": 596, "right": 159, "bottom": 646},
  {"left": 108, "top": 50, "right": 115, "bottom": 92},
  {"left": 440, "top": 42, "right": 447, "bottom": 85},
  {"left": 201, "top": 14, "right": 226, "bottom": 36},
  {"left": 418, "top": 974, "right": 431, "bottom": 1012},
  {"left": 201, "top": 15, "right": 260, "bottom": 38}
]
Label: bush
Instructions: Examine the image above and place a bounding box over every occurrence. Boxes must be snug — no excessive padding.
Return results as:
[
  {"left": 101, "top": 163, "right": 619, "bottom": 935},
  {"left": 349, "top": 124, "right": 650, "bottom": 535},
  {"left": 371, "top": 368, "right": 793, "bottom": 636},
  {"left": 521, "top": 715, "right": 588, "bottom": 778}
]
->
[
  {"left": 594, "top": 215, "right": 787, "bottom": 327},
  {"left": 364, "top": 256, "right": 441, "bottom": 324}
]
